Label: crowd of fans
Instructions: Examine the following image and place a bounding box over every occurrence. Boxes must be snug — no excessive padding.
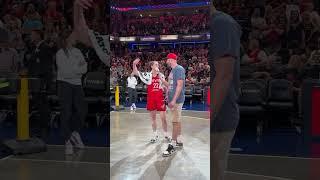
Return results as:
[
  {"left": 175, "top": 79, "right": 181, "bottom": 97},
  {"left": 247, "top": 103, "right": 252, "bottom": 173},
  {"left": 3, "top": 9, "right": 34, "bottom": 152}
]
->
[
  {"left": 110, "top": 44, "right": 209, "bottom": 88},
  {"left": 214, "top": 0, "right": 320, "bottom": 83},
  {"left": 111, "top": 0, "right": 205, "bottom": 7},
  {"left": 111, "top": 10, "right": 209, "bottom": 36},
  {"left": 214, "top": 0, "right": 320, "bottom": 120},
  {"left": 0, "top": 0, "right": 107, "bottom": 76}
]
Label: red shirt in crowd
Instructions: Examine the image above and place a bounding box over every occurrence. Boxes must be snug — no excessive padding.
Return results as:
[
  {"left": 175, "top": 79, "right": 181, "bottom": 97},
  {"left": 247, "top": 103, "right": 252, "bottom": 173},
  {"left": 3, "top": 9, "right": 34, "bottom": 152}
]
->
[{"left": 248, "top": 49, "right": 261, "bottom": 63}]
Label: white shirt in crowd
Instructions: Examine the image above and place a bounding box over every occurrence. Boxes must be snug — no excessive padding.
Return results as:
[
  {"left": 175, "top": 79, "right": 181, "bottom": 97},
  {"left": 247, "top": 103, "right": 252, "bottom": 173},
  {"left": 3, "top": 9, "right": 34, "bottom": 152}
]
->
[
  {"left": 127, "top": 76, "right": 137, "bottom": 89},
  {"left": 56, "top": 47, "right": 87, "bottom": 86},
  {"left": 0, "top": 47, "right": 19, "bottom": 74}
]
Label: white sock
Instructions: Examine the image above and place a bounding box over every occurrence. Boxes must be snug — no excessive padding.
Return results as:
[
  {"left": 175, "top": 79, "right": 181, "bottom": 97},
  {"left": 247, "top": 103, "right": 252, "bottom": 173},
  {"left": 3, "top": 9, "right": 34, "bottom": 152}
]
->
[
  {"left": 164, "top": 131, "right": 168, "bottom": 137},
  {"left": 154, "top": 130, "right": 158, "bottom": 137},
  {"left": 171, "top": 140, "right": 177, "bottom": 146}
]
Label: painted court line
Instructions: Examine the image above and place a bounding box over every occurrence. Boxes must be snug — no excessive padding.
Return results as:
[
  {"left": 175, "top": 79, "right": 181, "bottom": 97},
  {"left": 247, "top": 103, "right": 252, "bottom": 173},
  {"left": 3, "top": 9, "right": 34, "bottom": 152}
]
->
[
  {"left": 48, "top": 145, "right": 108, "bottom": 149},
  {"left": 0, "top": 155, "right": 13, "bottom": 161},
  {"left": 8, "top": 157, "right": 108, "bottom": 165},
  {"left": 231, "top": 153, "right": 320, "bottom": 160},
  {"left": 111, "top": 111, "right": 209, "bottom": 120},
  {"left": 227, "top": 171, "right": 294, "bottom": 180}
]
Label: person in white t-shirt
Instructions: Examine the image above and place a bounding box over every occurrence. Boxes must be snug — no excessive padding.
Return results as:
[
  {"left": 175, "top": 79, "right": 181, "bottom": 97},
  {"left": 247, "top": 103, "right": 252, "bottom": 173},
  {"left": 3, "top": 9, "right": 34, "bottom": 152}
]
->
[
  {"left": 127, "top": 73, "right": 137, "bottom": 111},
  {"left": 56, "top": 30, "right": 87, "bottom": 155}
]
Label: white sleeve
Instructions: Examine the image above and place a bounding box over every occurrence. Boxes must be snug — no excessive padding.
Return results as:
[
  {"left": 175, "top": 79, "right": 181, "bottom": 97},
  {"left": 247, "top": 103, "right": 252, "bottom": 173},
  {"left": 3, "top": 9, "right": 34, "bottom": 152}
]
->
[
  {"left": 88, "top": 30, "right": 110, "bottom": 66},
  {"left": 138, "top": 71, "right": 152, "bottom": 85}
]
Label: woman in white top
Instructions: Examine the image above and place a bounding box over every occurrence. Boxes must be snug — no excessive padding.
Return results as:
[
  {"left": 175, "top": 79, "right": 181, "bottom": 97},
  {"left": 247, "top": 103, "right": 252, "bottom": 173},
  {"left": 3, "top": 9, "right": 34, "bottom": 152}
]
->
[
  {"left": 127, "top": 72, "right": 138, "bottom": 111},
  {"left": 56, "top": 30, "right": 87, "bottom": 155}
]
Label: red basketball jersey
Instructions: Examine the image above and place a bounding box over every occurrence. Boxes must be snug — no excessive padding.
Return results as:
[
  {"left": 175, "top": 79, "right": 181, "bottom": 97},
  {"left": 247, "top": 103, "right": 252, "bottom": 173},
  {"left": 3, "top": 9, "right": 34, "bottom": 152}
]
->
[{"left": 147, "top": 75, "right": 163, "bottom": 95}]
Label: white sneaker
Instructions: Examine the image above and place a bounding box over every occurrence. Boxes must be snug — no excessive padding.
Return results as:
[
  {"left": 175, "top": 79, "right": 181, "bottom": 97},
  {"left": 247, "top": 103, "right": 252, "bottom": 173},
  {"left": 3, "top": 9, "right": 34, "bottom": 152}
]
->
[
  {"left": 130, "top": 106, "right": 134, "bottom": 111},
  {"left": 65, "top": 140, "right": 73, "bottom": 155},
  {"left": 163, "top": 132, "right": 171, "bottom": 142},
  {"left": 150, "top": 132, "right": 159, "bottom": 143},
  {"left": 71, "top": 131, "right": 85, "bottom": 149},
  {"left": 165, "top": 136, "right": 171, "bottom": 141}
]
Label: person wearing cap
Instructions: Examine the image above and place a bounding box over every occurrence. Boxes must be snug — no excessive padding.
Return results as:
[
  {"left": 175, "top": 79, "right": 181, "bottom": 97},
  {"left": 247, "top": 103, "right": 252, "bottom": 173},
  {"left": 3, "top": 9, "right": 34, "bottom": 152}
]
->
[
  {"left": 160, "top": 53, "right": 186, "bottom": 157},
  {"left": 211, "top": 2, "right": 242, "bottom": 180}
]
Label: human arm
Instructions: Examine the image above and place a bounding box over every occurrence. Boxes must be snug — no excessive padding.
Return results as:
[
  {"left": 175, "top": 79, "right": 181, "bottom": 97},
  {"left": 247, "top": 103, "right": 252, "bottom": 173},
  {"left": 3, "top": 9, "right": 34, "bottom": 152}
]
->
[{"left": 211, "top": 16, "right": 241, "bottom": 120}]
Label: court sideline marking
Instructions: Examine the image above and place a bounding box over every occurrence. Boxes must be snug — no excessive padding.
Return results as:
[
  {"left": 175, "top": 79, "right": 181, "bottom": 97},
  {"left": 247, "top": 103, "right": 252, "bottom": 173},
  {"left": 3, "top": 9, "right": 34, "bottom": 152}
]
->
[
  {"left": 111, "top": 111, "right": 209, "bottom": 121},
  {"left": 7, "top": 157, "right": 108, "bottom": 165},
  {"left": 0, "top": 155, "right": 12, "bottom": 161},
  {"left": 48, "top": 145, "right": 108, "bottom": 149},
  {"left": 226, "top": 171, "right": 294, "bottom": 180},
  {"left": 231, "top": 153, "right": 320, "bottom": 160}
]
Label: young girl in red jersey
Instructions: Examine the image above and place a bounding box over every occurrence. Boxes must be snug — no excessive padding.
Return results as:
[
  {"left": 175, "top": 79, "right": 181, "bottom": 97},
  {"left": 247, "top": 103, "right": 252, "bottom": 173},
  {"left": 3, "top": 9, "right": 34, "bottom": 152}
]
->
[{"left": 133, "top": 58, "right": 170, "bottom": 143}]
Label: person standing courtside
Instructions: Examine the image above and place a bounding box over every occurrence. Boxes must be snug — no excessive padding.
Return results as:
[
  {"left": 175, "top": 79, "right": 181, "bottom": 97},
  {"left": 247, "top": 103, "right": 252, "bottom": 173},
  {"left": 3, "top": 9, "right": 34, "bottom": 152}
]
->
[
  {"left": 211, "top": 2, "right": 242, "bottom": 180},
  {"left": 27, "top": 30, "right": 56, "bottom": 140},
  {"left": 56, "top": 30, "right": 87, "bottom": 155},
  {"left": 160, "top": 53, "right": 186, "bottom": 157},
  {"left": 127, "top": 72, "right": 137, "bottom": 111}
]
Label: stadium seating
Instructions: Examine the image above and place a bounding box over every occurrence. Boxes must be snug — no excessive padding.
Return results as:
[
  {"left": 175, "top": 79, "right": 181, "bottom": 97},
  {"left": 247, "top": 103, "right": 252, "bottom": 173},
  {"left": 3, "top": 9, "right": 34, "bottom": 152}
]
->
[
  {"left": 239, "top": 79, "right": 267, "bottom": 136},
  {"left": 83, "top": 72, "right": 108, "bottom": 127}
]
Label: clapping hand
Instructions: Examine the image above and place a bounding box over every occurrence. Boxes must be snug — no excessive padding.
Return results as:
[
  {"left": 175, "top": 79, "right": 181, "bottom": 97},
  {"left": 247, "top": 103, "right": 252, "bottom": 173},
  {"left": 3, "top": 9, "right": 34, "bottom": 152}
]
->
[{"left": 133, "top": 58, "right": 140, "bottom": 65}]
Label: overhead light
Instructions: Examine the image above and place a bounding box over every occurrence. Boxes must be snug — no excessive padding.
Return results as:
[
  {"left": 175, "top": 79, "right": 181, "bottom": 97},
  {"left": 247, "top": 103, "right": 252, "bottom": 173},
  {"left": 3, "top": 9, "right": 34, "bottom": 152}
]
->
[
  {"left": 160, "top": 35, "right": 178, "bottom": 40},
  {"left": 119, "top": 37, "right": 136, "bottom": 42},
  {"left": 183, "top": 35, "right": 201, "bottom": 39},
  {"left": 140, "top": 36, "right": 156, "bottom": 41}
]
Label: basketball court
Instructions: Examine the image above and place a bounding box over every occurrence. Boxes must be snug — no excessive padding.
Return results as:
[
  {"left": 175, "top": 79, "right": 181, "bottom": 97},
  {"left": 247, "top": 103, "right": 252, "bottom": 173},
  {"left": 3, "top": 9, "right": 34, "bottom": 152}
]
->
[
  {"left": 110, "top": 109, "right": 210, "bottom": 180},
  {"left": 110, "top": 108, "right": 320, "bottom": 180}
]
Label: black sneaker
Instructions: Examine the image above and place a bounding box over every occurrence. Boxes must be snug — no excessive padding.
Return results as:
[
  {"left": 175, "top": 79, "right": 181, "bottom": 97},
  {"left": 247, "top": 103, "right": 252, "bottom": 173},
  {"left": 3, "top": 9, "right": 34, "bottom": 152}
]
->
[{"left": 162, "top": 144, "right": 175, "bottom": 157}]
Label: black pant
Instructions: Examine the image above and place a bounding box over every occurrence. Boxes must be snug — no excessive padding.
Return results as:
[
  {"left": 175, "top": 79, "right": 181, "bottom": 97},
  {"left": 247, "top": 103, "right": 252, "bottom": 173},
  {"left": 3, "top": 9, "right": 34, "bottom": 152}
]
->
[
  {"left": 31, "top": 73, "right": 52, "bottom": 139},
  {"left": 57, "top": 81, "right": 87, "bottom": 141},
  {"left": 128, "top": 87, "right": 137, "bottom": 105}
]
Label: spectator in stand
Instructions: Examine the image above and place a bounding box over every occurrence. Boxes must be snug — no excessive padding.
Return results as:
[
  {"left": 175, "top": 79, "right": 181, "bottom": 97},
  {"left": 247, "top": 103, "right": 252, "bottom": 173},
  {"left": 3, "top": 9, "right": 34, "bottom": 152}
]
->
[
  {"left": 262, "top": 18, "right": 284, "bottom": 52},
  {"left": 27, "top": 30, "right": 56, "bottom": 140},
  {"left": 249, "top": 8, "right": 267, "bottom": 41},
  {"left": 307, "top": 12, "right": 320, "bottom": 50},
  {"left": 44, "top": 21, "right": 59, "bottom": 42},
  {"left": 11, "top": 2, "right": 25, "bottom": 19},
  {"left": 0, "top": 40, "right": 20, "bottom": 76},
  {"left": 286, "top": 8, "right": 305, "bottom": 50},
  {"left": 285, "top": 54, "right": 304, "bottom": 121},
  {"left": 302, "top": 11, "right": 315, "bottom": 43},
  {"left": 22, "top": 3, "right": 43, "bottom": 34},
  {"left": 44, "top": 0, "right": 63, "bottom": 23},
  {"left": 112, "top": 12, "right": 209, "bottom": 36},
  {"left": 242, "top": 39, "right": 268, "bottom": 65},
  {"left": 307, "top": 37, "right": 320, "bottom": 65},
  {"left": 2, "top": 12, "right": 22, "bottom": 31}
]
